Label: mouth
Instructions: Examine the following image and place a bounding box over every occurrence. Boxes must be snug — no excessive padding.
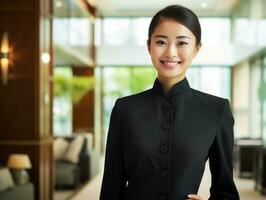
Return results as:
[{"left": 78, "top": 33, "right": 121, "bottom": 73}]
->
[{"left": 160, "top": 60, "right": 182, "bottom": 69}]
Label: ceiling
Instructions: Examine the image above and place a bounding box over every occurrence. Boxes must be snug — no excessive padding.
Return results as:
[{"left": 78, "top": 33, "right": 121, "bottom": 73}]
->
[
  {"left": 95, "top": 0, "right": 240, "bottom": 17},
  {"left": 54, "top": 0, "right": 92, "bottom": 18}
]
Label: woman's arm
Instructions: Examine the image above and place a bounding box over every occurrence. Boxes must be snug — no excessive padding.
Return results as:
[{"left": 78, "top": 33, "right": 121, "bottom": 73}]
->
[
  {"left": 100, "top": 99, "right": 127, "bottom": 200},
  {"left": 208, "top": 99, "right": 240, "bottom": 200}
]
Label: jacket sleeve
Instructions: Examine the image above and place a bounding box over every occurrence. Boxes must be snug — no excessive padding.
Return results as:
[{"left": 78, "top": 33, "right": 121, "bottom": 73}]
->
[
  {"left": 208, "top": 99, "right": 240, "bottom": 200},
  {"left": 100, "top": 99, "right": 127, "bottom": 200}
]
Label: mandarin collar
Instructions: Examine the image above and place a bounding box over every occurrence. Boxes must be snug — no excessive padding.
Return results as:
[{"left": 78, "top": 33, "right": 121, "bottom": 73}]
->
[{"left": 152, "top": 77, "right": 190, "bottom": 98}]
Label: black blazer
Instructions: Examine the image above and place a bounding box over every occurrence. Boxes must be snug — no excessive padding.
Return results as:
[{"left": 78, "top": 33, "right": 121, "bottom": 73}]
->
[{"left": 100, "top": 77, "right": 239, "bottom": 200}]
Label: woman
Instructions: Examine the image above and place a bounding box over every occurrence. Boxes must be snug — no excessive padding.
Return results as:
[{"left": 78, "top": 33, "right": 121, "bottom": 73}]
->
[{"left": 100, "top": 5, "right": 239, "bottom": 200}]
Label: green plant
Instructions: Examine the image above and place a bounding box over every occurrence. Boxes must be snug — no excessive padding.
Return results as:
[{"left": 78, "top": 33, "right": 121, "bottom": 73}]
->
[
  {"left": 54, "top": 75, "right": 95, "bottom": 104},
  {"left": 258, "top": 81, "right": 266, "bottom": 101}
]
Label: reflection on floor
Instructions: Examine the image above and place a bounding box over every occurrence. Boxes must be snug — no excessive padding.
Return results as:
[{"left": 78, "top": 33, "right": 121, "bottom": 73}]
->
[
  {"left": 54, "top": 189, "right": 73, "bottom": 200},
  {"left": 67, "top": 160, "right": 266, "bottom": 200}
]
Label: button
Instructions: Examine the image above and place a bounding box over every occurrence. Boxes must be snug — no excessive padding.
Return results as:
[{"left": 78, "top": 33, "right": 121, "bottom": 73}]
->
[
  {"left": 163, "top": 102, "right": 172, "bottom": 110},
  {"left": 161, "top": 122, "right": 171, "bottom": 130},
  {"left": 160, "top": 145, "right": 168, "bottom": 153},
  {"left": 160, "top": 169, "right": 168, "bottom": 177},
  {"left": 159, "top": 195, "right": 167, "bottom": 200}
]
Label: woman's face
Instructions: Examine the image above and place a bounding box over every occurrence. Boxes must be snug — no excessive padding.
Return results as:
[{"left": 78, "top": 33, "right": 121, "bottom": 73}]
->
[{"left": 148, "top": 18, "right": 201, "bottom": 82}]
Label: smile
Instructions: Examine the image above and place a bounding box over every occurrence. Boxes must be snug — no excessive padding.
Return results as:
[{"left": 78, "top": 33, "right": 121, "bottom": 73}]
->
[{"left": 160, "top": 60, "right": 182, "bottom": 68}]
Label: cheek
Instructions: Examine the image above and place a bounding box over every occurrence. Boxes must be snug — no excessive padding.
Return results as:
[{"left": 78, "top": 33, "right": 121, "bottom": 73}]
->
[
  {"left": 150, "top": 45, "right": 163, "bottom": 57},
  {"left": 178, "top": 48, "right": 195, "bottom": 60}
]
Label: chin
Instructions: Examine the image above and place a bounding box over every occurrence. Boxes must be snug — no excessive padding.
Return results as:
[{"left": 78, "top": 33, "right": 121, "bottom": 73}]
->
[
  {"left": 158, "top": 70, "right": 185, "bottom": 78},
  {"left": 158, "top": 73, "right": 184, "bottom": 80}
]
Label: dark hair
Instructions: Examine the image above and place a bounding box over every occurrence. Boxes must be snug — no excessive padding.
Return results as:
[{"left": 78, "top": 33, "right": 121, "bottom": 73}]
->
[{"left": 148, "top": 5, "right": 201, "bottom": 46}]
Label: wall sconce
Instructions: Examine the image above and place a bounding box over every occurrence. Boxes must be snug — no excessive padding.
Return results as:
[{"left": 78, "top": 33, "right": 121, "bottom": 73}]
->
[{"left": 0, "top": 33, "right": 9, "bottom": 85}]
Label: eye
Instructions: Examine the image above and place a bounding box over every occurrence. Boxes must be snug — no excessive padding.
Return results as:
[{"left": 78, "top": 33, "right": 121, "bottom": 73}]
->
[
  {"left": 155, "top": 40, "right": 166, "bottom": 46},
  {"left": 177, "top": 41, "right": 188, "bottom": 47}
]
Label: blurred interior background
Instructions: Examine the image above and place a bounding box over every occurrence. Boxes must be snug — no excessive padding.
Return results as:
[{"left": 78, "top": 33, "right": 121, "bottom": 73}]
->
[{"left": 0, "top": 0, "right": 266, "bottom": 199}]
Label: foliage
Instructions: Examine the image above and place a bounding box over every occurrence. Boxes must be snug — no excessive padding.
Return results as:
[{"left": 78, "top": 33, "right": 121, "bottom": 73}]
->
[
  {"left": 104, "top": 66, "right": 157, "bottom": 97},
  {"left": 131, "top": 66, "right": 157, "bottom": 93},
  {"left": 54, "top": 75, "right": 95, "bottom": 104},
  {"left": 258, "top": 81, "right": 266, "bottom": 101}
]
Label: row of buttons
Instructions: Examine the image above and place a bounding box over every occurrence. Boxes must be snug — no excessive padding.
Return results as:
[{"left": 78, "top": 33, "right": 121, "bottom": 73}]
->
[
  {"left": 163, "top": 102, "right": 172, "bottom": 110},
  {"left": 158, "top": 101, "right": 172, "bottom": 200},
  {"left": 160, "top": 145, "right": 168, "bottom": 153},
  {"left": 160, "top": 169, "right": 169, "bottom": 177},
  {"left": 161, "top": 122, "right": 171, "bottom": 130}
]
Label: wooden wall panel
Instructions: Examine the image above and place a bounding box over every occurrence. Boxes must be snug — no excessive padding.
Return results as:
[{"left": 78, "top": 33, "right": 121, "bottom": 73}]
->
[
  {"left": 0, "top": 79, "right": 35, "bottom": 140},
  {"left": 72, "top": 68, "right": 95, "bottom": 133},
  {"left": 0, "top": 0, "right": 53, "bottom": 199},
  {"left": 39, "top": 143, "right": 53, "bottom": 200},
  {"left": 0, "top": 0, "right": 34, "bottom": 7},
  {"left": 73, "top": 91, "right": 95, "bottom": 132},
  {"left": 0, "top": 11, "right": 35, "bottom": 75}
]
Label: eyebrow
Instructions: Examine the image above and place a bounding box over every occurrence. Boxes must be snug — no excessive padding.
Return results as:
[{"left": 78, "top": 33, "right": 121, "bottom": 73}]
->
[{"left": 154, "top": 35, "right": 190, "bottom": 39}]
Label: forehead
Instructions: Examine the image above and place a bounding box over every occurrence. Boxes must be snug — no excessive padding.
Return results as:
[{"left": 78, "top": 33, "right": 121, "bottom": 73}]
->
[{"left": 152, "top": 18, "right": 195, "bottom": 39}]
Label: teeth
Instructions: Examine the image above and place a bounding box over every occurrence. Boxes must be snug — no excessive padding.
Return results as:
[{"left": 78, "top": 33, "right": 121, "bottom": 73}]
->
[
  {"left": 162, "top": 61, "right": 181, "bottom": 64},
  {"left": 165, "top": 61, "right": 177, "bottom": 64},
  {"left": 162, "top": 61, "right": 181, "bottom": 63}
]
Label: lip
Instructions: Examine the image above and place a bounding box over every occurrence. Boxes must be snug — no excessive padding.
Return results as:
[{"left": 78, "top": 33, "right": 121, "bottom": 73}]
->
[{"left": 160, "top": 60, "right": 182, "bottom": 69}]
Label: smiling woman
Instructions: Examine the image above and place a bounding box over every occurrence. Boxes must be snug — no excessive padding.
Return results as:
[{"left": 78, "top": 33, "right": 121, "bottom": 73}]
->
[
  {"left": 100, "top": 5, "right": 240, "bottom": 200},
  {"left": 148, "top": 19, "right": 201, "bottom": 96}
]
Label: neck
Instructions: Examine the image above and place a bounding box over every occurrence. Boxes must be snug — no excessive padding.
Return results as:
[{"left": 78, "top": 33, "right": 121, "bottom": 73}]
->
[{"left": 158, "top": 75, "right": 185, "bottom": 97}]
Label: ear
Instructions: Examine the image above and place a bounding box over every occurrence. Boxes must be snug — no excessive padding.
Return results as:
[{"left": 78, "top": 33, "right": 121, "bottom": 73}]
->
[
  {"left": 147, "top": 39, "right": 151, "bottom": 54},
  {"left": 193, "top": 42, "right": 202, "bottom": 57}
]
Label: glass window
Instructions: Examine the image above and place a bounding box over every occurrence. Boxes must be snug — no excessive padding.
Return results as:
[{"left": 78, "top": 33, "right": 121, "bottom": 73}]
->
[
  {"left": 262, "top": 56, "right": 266, "bottom": 145},
  {"left": 187, "top": 66, "right": 231, "bottom": 99},
  {"left": 250, "top": 58, "right": 262, "bottom": 138},
  {"left": 199, "top": 18, "right": 231, "bottom": 45},
  {"left": 53, "top": 67, "right": 73, "bottom": 136},
  {"left": 95, "top": 18, "right": 102, "bottom": 46},
  {"left": 103, "top": 19, "right": 131, "bottom": 45},
  {"left": 69, "top": 18, "right": 91, "bottom": 46},
  {"left": 53, "top": 18, "right": 91, "bottom": 46},
  {"left": 235, "top": 18, "right": 257, "bottom": 45},
  {"left": 53, "top": 18, "right": 69, "bottom": 45},
  {"left": 258, "top": 19, "right": 266, "bottom": 46},
  {"left": 232, "top": 61, "right": 250, "bottom": 138},
  {"left": 131, "top": 18, "right": 151, "bottom": 46}
]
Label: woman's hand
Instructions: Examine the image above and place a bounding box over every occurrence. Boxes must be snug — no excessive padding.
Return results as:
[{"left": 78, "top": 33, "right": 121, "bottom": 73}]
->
[{"left": 186, "top": 194, "right": 203, "bottom": 200}]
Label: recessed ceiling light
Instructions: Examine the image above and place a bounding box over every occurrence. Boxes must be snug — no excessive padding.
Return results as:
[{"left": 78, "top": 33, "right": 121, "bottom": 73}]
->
[
  {"left": 55, "top": 0, "right": 63, "bottom": 8},
  {"left": 201, "top": 2, "right": 208, "bottom": 8}
]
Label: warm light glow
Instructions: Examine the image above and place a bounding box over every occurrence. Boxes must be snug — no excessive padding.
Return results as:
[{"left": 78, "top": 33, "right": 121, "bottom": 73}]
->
[
  {"left": 1, "top": 33, "right": 9, "bottom": 85},
  {"left": 1, "top": 33, "right": 8, "bottom": 53},
  {"left": 7, "top": 154, "right": 32, "bottom": 169},
  {"left": 41, "top": 52, "right": 51, "bottom": 64},
  {"left": 55, "top": 0, "right": 63, "bottom": 8},
  {"left": 201, "top": 2, "right": 208, "bottom": 8},
  {"left": 1, "top": 58, "right": 9, "bottom": 84}
]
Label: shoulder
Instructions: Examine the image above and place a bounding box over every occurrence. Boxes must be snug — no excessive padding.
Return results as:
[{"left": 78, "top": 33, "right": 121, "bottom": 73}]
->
[
  {"left": 189, "top": 89, "right": 234, "bottom": 126},
  {"left": 115, "top": 89, "right": 153, "bottom": 107},
  {"left": 189, "top": 88, "right": 229, "bottom": 113}
]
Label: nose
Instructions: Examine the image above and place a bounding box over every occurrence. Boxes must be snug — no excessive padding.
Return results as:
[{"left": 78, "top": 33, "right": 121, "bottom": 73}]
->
[{"left": 165, "top": 44, "right": 177, "bottom": 58}]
